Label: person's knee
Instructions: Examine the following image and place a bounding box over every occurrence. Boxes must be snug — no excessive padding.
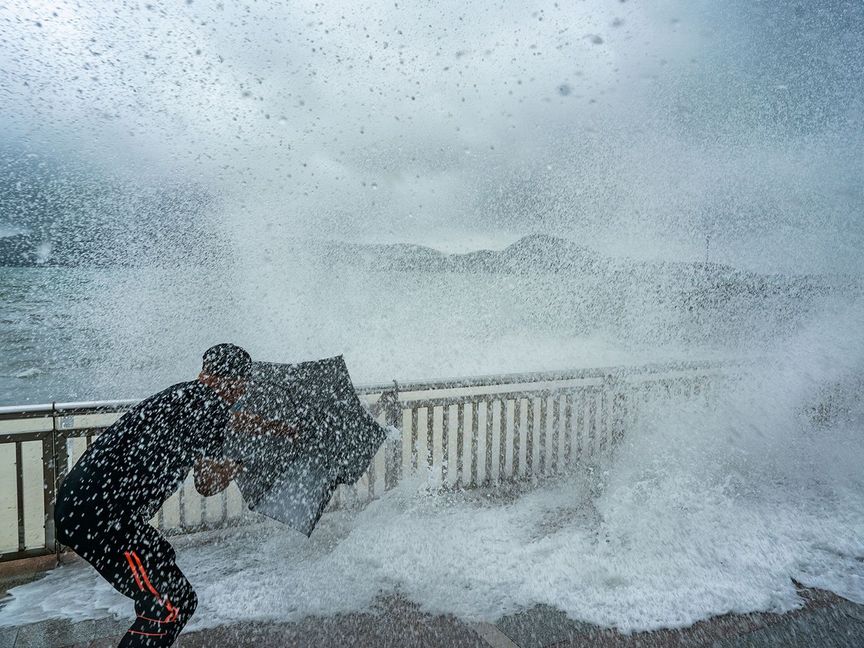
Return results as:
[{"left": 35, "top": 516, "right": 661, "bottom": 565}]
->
[{"left": 175, "top": 585, "right": 197, "bottom": 624}]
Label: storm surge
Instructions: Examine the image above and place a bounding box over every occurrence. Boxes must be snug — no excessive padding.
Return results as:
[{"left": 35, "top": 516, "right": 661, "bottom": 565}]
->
[
  {"left": 0, "top": 0, "right": 863, "bottom": 635},
  {"left": 2, "top": 311, "right": 863, "bottom": 631}
]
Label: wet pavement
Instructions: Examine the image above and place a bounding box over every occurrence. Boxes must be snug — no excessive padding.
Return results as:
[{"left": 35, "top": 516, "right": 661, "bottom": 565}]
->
[{"left": 2, "top": 584, "right": 863, "bottom": 648}]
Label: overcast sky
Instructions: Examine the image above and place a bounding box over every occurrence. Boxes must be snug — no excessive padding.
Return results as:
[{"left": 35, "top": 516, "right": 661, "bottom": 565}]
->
[{"left": 1, "top": 1, "right": 862, "bottom": 272}]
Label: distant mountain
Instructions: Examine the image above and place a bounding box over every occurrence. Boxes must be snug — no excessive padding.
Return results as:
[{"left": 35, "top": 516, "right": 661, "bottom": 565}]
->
[
  {"left": 316, "top": 233, "right": 859, "bottom": 310},
  {"left": 328, "top": 233, "right": 605, "bottom": 274},
  {"left": 3, "top": 225, "right": 858, "bottom": 308},
  {"left": 453, "top": 234, "right": 603, "bottom": 274}
]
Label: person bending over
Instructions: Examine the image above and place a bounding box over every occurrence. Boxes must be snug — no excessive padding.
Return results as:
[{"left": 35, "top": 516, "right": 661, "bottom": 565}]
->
[{"left": 54, "top": 343, "right": 295, "bottom": 647}]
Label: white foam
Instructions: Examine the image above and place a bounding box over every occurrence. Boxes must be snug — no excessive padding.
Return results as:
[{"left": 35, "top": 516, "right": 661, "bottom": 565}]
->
[
  {"left": 13, "top": 367, "right": 43, "bottom": 379},
  {"left": 3, "top": 295, "right": 863, "bottom": 634},
  {"left": 2, "top": 366, "right": 862, "bottom": 633}
]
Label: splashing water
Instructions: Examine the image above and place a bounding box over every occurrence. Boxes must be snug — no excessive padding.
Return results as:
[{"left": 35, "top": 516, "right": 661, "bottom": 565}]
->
[
  {"left": 2, "top": 328, "right": 863, "bottom": 631},
  {"left": 0, "top": 0, "right": 862, "bottom": 635}
]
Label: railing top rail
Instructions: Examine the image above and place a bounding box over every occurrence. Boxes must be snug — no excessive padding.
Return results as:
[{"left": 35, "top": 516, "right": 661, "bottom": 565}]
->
[
  {"left": 54, "top": 399, "right": 141, "bottom": 413},
  {"left": 0, "top": 358, "right": 745, "bottom": 417},
  {"left": 0, "top": 400, "right": 142, "bottom": 418},
  {"left": 354, "top": 358, "right": 743, "bottom": 394},
  {"left": 0, "top": 403, "right": 54, "bottom": 416}
]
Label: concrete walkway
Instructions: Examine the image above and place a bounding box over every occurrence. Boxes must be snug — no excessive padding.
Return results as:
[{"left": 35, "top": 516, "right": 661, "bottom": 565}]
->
[{"left": 2, "top": 584, "right": 863, "bottom": 648}]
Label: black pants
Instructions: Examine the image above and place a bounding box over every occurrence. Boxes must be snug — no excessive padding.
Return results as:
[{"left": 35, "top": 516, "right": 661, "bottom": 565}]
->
[{"left": 59, "top": 521, "right": 197, "bottom": 647}]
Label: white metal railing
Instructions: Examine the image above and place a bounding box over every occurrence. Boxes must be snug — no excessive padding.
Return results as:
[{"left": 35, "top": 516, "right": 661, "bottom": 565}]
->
[{"left": 0, "top": 360, "right": 735, "bottom": 562}]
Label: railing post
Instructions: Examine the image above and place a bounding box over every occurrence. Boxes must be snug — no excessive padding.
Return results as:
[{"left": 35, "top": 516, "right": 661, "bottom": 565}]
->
[
  {"left": 455, "top": 403, "right": 465, "bottom": 485},
  {"left": 562, "top": 393, "right": 573, "bottom": 467},
  {"left": 602, "top": 373, "right": 627, "bottom": 457},
  {"left": 483, "top": 400, "right": 494, "bottom": 485},
  {"left": 426, "top": 406, "right": 434, "bottom": 479},
  {"left": 512, "top": 399, "right": 521, "bottom": 477},
  {"left": 469, "top": 401, "right": 479, "bottom": 486},
  {"left": 497, "top": 400, "right": 507, "bottom": 482},
  {"left": 441, "top": 404, "right": 450, "bottom": 485},
  {"left": 550, "top": 394, "right": 560, "bottom": 473},
  {"left": 15, "top": 441, "right": 25, "bottom": 554},
  {"left": 48, "top": 402, "right": 67, "bottom": 562},
  {"left": 525, "top": 397, "right": 534, "bottom": 477},
  {"left": 381, "top": 382, "right": 402, "bottom": 491},
  {"left": 43, "top": 426, "right": 57, "bottom": 559}
]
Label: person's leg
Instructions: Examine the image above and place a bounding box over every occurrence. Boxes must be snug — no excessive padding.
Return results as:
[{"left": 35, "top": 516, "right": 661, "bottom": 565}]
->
[
  {"left": 117, "top": 535, "right": 197, "bottom": 647},
  {"left": 74, "top": 524, "right": 197, "bottom": 647}
]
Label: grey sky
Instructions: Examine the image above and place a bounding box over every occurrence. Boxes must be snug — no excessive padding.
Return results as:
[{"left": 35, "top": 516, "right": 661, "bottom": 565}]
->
[{"left": 1, "top": 0, "right": 862, "bottom": 272}]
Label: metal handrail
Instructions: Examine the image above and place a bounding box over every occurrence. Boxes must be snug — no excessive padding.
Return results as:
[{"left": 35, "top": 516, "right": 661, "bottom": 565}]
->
[
  {"left": 0, "top": 359, "right": 740, "bottom": 415},
  {"left": 342, "top": 358, "right": 739, "bottom": 393},
  {"left": 0, "top": 403, "right": 55, "bottom": 417},
  {"left": 0, "top": 360, "right": 734, "bottom": 563},
  {"left": 55, "top": 399, "right": 141, "bottom": 412}
]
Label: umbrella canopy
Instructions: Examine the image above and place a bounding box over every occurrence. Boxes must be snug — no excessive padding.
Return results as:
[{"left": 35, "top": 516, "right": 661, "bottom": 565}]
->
[{"left": 224, "top": 356, "right": 387, "bottom": 536}]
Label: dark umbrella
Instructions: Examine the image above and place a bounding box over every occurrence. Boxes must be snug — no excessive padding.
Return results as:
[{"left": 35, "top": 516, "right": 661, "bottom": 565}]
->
[{"left": 224, "top": 356, "right": 387, "bottom": 536}]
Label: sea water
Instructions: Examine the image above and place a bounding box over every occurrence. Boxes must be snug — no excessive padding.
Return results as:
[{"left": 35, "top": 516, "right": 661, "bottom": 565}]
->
[
  {"left": 0, "top": 262, "right": 714, "bottom": 405},
  {"left": 0, "top": 264, "right": 862, "bottom": 632}
]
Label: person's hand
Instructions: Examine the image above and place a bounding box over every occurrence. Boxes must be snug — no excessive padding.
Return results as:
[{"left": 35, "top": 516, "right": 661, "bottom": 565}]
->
[{"left": 195, "top": 457, "right": 243, "bottom": 496}]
